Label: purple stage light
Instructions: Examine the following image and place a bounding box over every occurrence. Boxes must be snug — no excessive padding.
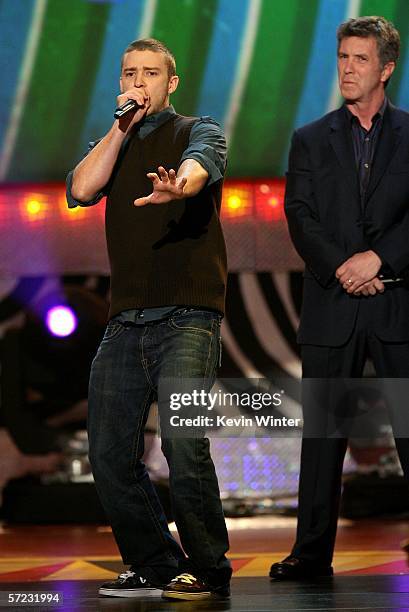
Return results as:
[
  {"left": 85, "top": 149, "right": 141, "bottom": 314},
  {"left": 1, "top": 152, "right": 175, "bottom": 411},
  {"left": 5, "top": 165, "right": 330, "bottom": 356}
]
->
[{"left": 46, "top": 305, "right": 77, "bottom": 337}]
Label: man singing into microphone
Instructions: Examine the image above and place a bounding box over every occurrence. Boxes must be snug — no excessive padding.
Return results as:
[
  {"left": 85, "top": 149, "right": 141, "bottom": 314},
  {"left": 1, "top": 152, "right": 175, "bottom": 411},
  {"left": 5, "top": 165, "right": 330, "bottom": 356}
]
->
[{"left": 66, "top": 38, "right": 231, "bottom": 601}]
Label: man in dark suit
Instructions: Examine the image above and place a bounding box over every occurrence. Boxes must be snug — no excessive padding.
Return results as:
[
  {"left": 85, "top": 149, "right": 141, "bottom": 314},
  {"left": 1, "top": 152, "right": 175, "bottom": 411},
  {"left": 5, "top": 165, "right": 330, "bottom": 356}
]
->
[{"left": 270, "top": 16, "right": 409, "bottom": 580}]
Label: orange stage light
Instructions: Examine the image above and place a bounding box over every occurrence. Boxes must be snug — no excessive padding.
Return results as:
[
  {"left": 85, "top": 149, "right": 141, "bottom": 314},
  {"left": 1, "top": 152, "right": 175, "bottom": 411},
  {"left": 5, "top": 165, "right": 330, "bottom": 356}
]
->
[
  {"left": 222, "top": 183, "right": 253, "bottom": 220},
  {"left": 26, "top": 200, "right": 42, "bottom": 215},
  {"left": 3, "top": 180, "right": 287, "bottom": 227},
  {"left": 21, "top": 194, "right": 49, "bottom": 221},
  {"left": 227, "top": 195, "right": 242, "bottom": 210}
]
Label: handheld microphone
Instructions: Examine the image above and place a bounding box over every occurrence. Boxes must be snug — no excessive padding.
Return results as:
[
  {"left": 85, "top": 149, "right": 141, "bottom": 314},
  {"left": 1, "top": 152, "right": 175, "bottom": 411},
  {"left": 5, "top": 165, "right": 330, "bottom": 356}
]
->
[{"left": 114, "top": 99, "right": 141, "bottom": 119}]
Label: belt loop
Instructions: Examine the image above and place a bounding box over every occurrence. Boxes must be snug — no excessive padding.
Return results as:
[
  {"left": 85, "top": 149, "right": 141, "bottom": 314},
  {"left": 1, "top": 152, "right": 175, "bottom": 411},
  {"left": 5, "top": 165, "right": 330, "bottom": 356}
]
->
[{"left": 134, "top": 308, "right": 144, "bottom": 321}]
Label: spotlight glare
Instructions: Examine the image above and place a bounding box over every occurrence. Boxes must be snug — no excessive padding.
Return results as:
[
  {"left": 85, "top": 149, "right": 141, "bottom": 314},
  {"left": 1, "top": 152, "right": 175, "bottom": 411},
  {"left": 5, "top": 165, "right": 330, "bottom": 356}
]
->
[
  {"left": 227, "top": 195, "right": 242, "bottom": 210},
  {"left": 27, "top": 199, "right": 42, "bottom": 215},
  {"left": 21, "top": 194, "right": 48, "bottom": 221},
  {"left": 46, "top": 306, "right": 77, "bottom": 337}
]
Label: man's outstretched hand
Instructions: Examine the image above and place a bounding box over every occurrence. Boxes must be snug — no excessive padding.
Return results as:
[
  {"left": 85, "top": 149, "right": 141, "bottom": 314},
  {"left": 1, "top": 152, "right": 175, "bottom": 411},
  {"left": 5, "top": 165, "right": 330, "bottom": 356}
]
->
[{"left": 134, "top": 166, "right": 187, "bottom": 206}]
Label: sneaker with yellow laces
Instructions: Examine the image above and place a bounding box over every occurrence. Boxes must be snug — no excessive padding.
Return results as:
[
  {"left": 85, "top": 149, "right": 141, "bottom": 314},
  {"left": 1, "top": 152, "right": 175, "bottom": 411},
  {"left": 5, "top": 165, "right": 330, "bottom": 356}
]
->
[{"left": 162, "top": 572, "right": 230, "bottom": 601}]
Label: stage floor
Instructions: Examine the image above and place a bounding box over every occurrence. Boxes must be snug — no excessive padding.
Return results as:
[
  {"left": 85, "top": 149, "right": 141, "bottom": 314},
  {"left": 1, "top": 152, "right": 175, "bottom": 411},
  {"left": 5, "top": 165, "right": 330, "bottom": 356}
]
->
[{"left": 1, "top": 516, "right": 408, "bottom": 610}]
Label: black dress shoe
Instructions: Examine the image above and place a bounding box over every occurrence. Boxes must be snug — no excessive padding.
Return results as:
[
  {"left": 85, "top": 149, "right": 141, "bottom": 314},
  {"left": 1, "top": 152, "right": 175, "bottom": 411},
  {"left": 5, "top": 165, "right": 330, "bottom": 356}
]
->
[{"left": 269, "top": 556, "right": 333, "bottom": 581}]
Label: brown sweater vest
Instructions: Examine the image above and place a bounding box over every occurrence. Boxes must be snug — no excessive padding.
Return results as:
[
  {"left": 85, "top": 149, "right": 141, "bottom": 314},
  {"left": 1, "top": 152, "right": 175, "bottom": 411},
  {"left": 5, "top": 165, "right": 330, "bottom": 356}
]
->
[{"left": 105, "top": 114, "right": 227, "bottom": 317}]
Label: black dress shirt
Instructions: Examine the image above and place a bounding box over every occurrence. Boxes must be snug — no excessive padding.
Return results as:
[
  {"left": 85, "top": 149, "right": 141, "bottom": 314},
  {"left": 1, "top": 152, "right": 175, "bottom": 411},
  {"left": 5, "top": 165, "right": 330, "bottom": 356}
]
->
[{"left": 345, "top": 97, "right": 387, "bottom": 203}]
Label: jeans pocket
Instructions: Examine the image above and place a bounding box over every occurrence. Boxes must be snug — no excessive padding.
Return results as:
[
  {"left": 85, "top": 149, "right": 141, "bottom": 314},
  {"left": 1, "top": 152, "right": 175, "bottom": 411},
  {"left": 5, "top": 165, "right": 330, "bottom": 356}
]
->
[
  {"left": 168, "top": 311, "right": 217, "bottom": 336},
  {"left": 102, "top": 320, "right": 126, "bottom": 341}
]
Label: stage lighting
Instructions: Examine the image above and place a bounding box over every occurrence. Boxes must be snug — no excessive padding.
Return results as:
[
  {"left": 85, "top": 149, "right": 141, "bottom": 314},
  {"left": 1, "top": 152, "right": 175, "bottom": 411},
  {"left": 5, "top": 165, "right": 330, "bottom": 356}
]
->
[
  {"left": 1, "top": 285, "right": 108, "bottom": 455},
  {"left": 255, "top": 180, "right": 286, "bottom": 222},
  {"left": 222, "top": 184, "right": 253, "bottom": 220},
  {"left": 21, "top": 194, "right": 48, "bottom": 221},
  {"left": 46, "top": 306, "right": 78, "bottom": 338},
  {"left": 227, "top": 195, "right": 242, "bottom": 210},
  {"left": 27, "top": 200, "right": 41, "bottom": 214}
]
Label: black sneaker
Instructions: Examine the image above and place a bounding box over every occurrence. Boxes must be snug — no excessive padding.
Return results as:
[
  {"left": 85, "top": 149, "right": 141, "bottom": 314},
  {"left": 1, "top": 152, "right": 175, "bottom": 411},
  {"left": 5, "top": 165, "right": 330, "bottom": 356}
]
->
[
  {"left": 99, "top": 570, "right": 164, "bottom": 598},
  {"left": 162, "top": 573, "right": 230, "bottom": 601}
]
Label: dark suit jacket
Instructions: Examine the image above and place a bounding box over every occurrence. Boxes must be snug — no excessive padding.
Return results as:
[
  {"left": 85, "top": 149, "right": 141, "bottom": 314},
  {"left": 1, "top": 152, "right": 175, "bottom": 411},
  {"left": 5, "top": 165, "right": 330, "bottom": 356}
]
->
[{"left": 285, "top": 101, "right": 409, "bottom": 346}]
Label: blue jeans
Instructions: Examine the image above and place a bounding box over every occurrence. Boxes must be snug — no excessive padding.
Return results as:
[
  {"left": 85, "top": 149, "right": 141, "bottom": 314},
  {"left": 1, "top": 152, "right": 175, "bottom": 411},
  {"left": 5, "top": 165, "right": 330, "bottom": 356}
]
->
[{"left": 87, "top": 309, "right": 231, "bottom": 586}]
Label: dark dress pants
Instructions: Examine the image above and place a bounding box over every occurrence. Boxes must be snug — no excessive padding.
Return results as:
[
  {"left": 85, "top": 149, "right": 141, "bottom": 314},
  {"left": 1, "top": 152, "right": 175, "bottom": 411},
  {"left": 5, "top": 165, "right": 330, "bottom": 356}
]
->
[{"left": 292, "top": 300, "right": 409, "bottom": 564}]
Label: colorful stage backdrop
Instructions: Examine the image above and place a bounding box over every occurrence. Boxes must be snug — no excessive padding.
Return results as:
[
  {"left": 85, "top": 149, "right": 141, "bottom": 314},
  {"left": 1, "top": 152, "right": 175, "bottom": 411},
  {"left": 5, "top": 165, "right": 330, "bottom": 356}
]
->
[{"left": 1, "top": 0, "right": 409, "bottom": 183}]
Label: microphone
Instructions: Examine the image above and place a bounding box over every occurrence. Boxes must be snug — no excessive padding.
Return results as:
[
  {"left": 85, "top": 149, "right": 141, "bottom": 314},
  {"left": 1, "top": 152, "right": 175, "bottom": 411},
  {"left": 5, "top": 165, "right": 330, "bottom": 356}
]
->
[{"left": 114, "top": 99, "right": 141, "bottom": 119}]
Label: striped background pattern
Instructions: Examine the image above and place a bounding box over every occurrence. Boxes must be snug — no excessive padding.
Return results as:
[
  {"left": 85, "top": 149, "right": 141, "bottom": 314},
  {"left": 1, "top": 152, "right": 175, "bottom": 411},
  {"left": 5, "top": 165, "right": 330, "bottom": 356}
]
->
[{"left": 1, "top": 0, "right": 409, "bottom": 183}]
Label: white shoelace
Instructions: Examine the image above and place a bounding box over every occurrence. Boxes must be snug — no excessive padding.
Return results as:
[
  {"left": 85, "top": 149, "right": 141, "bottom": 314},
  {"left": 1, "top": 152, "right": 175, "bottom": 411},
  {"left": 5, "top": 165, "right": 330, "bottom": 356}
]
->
[{"left": 118, "top": 570, "right": 147, "bottom": 584}]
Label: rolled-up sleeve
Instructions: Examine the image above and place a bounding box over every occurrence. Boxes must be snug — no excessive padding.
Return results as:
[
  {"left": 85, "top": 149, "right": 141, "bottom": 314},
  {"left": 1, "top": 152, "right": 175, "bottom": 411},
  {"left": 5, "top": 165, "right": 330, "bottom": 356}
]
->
[
  {"left": 66, "top": 139, "right": 106, "bottom": 208},
  {"left": 180, "top": 117, "right": 227, "bottom": 186}
]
